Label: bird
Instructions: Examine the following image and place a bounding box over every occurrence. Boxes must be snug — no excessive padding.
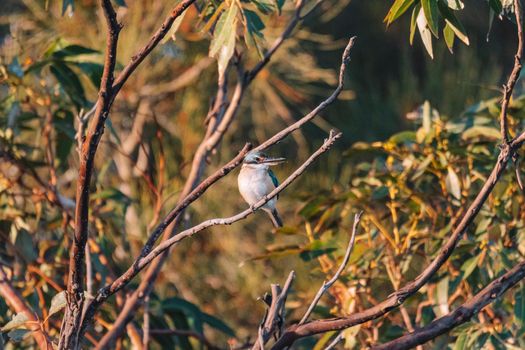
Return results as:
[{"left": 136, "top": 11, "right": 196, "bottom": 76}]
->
[{"left": 238, "top": 150, "right": 286, "bottom": 228}]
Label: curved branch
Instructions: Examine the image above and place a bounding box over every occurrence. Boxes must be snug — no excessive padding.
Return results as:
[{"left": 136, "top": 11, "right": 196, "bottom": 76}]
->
[
  {"left": 298, "top": 212, "right": 361, "bottom": 325},
  {"left": 95, "top": 131, "right": 341, "bottom": 301},
  {"left": 372, "top": 260, "right": 525, "bottom": 350},
  {"left": 0, "top": 267, "right": 51, "bottom": 350},
  {"left": 500, "top": 0, "right": 524, "bottom": 142}
]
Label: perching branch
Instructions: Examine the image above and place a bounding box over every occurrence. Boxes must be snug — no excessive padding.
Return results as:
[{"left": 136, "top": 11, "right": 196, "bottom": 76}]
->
[
  {"left": 298, "top": 212, "right": 362, "bottom": 325},
  {"left": 94, "top": 130, "right": 341, "bottom": 302},
  {"left": 96, "top": 33, "right": 356, "bottom": 349},
  {"left": 372, "top": 260, "right": 525, "bottom": 350}
]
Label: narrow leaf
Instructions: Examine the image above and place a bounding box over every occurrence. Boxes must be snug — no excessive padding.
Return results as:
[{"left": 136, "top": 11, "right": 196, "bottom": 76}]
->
[
  {"left": 384, "top": 0, "right": 416, "bottom": 25},
  {"left": 48, "top": 291, "right": 67, "bottom": 317},
  {"left": 439, "top": 2, "right": 470, "bottom": 45},
  {"left": 1, "top": 313, "right": 29, "bottom": 332},
  {"left": 446, "top": 167, "right": 461, "bottom": 199},
  {"left": 417, "top": 7, "right": 434, "bottom": 58},
  {"left": 421, "top": 0, "right": 440, "bottom": 37},
  {"left": 443, "top": 22, "right": 455, "bottom": 53}
]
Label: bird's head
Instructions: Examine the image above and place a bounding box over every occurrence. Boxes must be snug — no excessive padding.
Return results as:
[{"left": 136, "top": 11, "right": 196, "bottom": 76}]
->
[{"left": 243, "top": 151, "right": 286, "bottom": 168}]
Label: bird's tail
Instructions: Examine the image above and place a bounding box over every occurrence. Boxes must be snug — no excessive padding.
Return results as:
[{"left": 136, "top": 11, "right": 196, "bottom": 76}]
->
[{"left": 265, "top": 208, "right": 283, "bottom": 228}]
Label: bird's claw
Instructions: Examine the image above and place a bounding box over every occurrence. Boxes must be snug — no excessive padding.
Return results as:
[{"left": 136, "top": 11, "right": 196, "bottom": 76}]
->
[{"left": 250, "top": 204, "right": 257, "bottom": 212}]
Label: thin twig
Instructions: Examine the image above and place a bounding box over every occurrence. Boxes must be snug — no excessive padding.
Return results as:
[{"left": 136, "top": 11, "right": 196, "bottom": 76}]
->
[
  {"left": 142, "top": 296, "right": 150, "bottom": 350},
  {"left": 324, "top": 332, "right": 343, "bottom": 350},
  {"left": 500, "top": 0, "right": 524, "bottom": 142},
  {"left": 298, "top": 212, "right": 362, "bottom": 325}
]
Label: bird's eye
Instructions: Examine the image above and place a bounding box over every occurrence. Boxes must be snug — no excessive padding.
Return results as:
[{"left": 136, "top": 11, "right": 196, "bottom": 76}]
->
[{"left": 256, "top": 157, "right": 263, "bottom": 162}]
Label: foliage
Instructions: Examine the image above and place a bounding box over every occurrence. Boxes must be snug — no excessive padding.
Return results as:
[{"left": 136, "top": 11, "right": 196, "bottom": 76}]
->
[
  {"left": 0, "top": 0, "right": 523, "bottom": 349},
  {"left": 385, "top": 0, "right": 512, "bottom": 58}
]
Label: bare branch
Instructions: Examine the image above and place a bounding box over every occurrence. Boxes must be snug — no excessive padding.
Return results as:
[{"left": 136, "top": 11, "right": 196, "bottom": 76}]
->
[
  {"left": 110, "top": 0, "right": 197, "bottom": 97},
  {"left": 255, "top": 36, "right": 355, "bottom": 153},
  {"left": 372, "top": 260, "right": 525, "bottom": 350},
  {"left": 252, "top": 271, "right": 296, "bottom": 350},
  {"left": 0, "top": 266, "right": 52, "bottom": 350},
  {"left": 500, "top": 0, "right": 524, "bottom": 142},
  {"left": 298, "top": 212, "right": 362, "bottom": 325},
  {"left": 60, "top": 0, "right": 121, "bottom": 347},
  {"left": 94, "top": 131, "right": 341, "bottom": 301}
]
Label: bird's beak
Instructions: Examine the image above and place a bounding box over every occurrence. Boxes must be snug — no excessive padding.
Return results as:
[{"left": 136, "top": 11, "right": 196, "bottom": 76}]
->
[{"left": 262, "top": 157, "right": 286, "bottom": 165}]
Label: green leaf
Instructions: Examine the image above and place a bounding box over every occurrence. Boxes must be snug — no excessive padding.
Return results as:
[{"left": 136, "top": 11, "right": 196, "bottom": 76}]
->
[
  {"left": 201, "top": 312, "right": 235, "bottom": 337},
  {"left": 438, "top": 1, "right": 469, "bottom": 45},
  {"left": 252, "top": 0, "right": 275, "bottom": 14},
  {"left": 446, "top": 0, "right": 464, "bottom": 10},
  {"left": 53, "top": 109, "right": 75, "bottom": 171},
  {"left": 48, "top": 291, "right": 67, "bottom": 317},
  {"left": 461, "top": 255, "right": 479, "bottom": 280},
  {"left": 515, "top": 283, "right": 525, "bottom": 329},
  {"left": 421, "top": 0, "right": 440, "bottom": 37},
  {"left": 7, "top": 329, "right": 30, "bottom": 342},
  {"left": 461, "top": 126, "right": 500, "bottom": 141},
  {"left": 50, "top": 62, "right": 87, "bottom": 108},
  {"left": 209, "top": 4, "right": 238, "bottom": 75},
  {"left": 454, "top": 333, "right": 469, "bottom": 350},
  {"left": 299, "top": 240, "right": 338, "bottom": 262},
  {"left": 1, "top": 313, "right": 29, "bottom": 332},
  {"left": 72, "top": 62, "right": 104, "bottom": 89},
  {"left": 488, "top": 0, "right": 503, "bottom": 13},
  {"left": 244, "top": 9, "right": 266, "bottom": 58},
  {"left": 409, "top": 4, "right": 421, "bottom": 45},
  {"left": 416, "top": 7, "right": 434, "bottom": 58},
  {"left": 443, "top": 23, "right": 455, "bottom": 53},
  {"left": 13, "top": 229, "right": 37, "bottom": 263},
  {"left": 52, "top": 44, "right": 99, "bottom": 58},
  {"left": 446, "top": 167, "right": 461, "bottom": 199},
  {"left": 162, "top": 297, "right": 204, "bottom": 335},
  {"left": 276, "top": 0, "right": 285, "bottom": 14},
  {"left": 113, "top": 0, "right": 126, "bottom": 6},
  {"left": 161, "top": 10, "right": 187, "bottom": 43},
  {"left": 385, "top": 0, "right": 416, "bottom": 25}
]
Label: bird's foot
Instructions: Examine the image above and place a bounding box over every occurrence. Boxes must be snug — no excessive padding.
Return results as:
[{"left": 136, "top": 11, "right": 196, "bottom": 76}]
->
[{"left": 249, "top": 204, "right": 257, "bottom": 212}]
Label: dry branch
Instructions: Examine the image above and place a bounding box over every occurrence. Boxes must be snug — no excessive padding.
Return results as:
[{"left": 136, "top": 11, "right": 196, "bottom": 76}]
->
[
  {"left": 372, "top": 260, "right": 525, "bottom": 350},
  {"left": 500, "top": 0, "right": 524, "bottom": 142},
  {"left": 0, "top": 267, "right": 51, "bottom": 350},
  {"left": 252, "top": 271, "right": 296, "bottom": 350},
  {"left": 298, "top": 212, "right": 361, "bottom": 325}
]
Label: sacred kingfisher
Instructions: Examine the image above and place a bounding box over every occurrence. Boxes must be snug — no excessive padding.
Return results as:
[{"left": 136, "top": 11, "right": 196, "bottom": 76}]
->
[{"left": 238, "top": 151, "right": 286, "bottom": 228}]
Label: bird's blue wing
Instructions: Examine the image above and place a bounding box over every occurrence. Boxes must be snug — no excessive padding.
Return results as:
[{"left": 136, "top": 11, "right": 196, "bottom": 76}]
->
[{"left": 268, "top": 169, "right": 280, "bottom": 199}]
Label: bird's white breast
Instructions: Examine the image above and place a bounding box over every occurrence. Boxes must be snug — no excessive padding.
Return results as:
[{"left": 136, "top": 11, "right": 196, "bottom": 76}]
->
[{"left": 238, "top": 165, "right": 277, "bottom": 209}]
